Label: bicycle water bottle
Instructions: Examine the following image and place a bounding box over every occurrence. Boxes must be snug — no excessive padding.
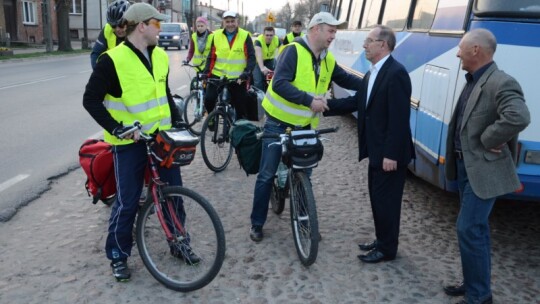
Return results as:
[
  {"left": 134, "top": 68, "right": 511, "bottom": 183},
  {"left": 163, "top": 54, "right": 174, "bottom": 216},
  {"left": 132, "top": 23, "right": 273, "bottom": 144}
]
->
[{"left": 277, "top": 162, "right": 287, "bottom": 188}]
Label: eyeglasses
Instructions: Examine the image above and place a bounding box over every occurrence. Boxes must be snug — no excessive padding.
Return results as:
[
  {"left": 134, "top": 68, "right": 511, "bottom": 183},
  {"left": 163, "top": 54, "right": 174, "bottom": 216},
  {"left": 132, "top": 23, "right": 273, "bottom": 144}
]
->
[
  {"left": 144, "top": 19, "right": 161, "bottom": 29},
  {"left": 364, "top": 38, "right": 383, "bottom": 44}
]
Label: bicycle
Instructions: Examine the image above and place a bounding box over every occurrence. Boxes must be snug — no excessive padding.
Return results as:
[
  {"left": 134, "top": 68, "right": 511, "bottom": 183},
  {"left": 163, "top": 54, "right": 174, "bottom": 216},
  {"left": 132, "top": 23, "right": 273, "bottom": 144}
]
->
[
  {"left": 262, "top": 126, "right": 338, "bottom": 266},
  {"left": 181, "top": 62, "right": 207, "bottom": 135},
  {"left": 200, "top": 77, "right": 239, "bottom": 172},
  {"left": 118, "top": 122, "right": 226, "bottom": 292}
]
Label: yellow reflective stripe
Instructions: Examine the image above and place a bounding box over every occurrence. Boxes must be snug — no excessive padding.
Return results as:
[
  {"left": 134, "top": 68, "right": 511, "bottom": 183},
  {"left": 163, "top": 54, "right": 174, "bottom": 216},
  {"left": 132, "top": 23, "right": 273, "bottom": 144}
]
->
[{"left": 264, "top": 91, "right": 314, "bottom": 118}]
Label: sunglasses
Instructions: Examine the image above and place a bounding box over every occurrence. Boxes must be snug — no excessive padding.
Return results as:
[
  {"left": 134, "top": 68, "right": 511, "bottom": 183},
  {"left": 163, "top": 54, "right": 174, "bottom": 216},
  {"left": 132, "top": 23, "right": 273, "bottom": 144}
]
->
[{"left": 144, "top": 19, "right": 161, "bottom": 29}]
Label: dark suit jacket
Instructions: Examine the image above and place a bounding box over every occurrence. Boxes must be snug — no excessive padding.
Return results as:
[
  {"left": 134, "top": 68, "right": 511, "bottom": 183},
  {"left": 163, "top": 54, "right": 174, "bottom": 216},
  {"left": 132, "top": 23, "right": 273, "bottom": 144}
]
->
[{"left": 326, "top": 55, "right": 414, "bottom": 168}]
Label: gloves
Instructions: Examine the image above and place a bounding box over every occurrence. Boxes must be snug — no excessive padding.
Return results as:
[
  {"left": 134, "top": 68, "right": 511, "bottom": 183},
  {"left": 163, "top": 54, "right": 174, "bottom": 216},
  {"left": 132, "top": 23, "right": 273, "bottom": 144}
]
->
[
  {"left": 182, "top": 60, "right": 188, "bottom": 65},
  {"left": 112, "top": 125, "right": 133, "bottom": 139},
  {"left": 200, "top": 73, "right": 209, "bottom": 80},
  {"left": 239, "top": 72, "right": 250, "bottom": 81}
]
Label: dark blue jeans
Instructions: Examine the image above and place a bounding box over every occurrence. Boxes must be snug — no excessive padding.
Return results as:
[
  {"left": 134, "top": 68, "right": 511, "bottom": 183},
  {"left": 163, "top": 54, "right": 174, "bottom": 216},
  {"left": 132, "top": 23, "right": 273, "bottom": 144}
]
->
[
  {"left": 456, "top": 159, "right": 495, "bottom": 304},
  {"left": 250, "top": 119, "right": 286, "bottom": 227},
  {"left": 106, "top": 142, "right": 182, "bottom": 261},
  {"left": 253, "top": 59, "right": 275, "bottom": 91}
]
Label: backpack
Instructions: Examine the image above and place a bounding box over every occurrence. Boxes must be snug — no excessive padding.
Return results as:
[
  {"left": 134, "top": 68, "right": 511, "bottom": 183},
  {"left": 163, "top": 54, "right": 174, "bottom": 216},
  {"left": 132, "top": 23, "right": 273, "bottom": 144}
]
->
[
  {"left": 78, "top": 139, "right": 116, "bottom": 206},
  {"left": 230, "top": 120, "right": 263, "bottom": 175}
]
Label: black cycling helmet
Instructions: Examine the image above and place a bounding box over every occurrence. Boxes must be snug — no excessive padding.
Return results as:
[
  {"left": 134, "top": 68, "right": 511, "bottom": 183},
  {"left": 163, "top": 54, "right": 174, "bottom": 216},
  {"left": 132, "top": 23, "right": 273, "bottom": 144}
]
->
[{"left": 107, "top": 0, "right": 131, "bottom": 27}]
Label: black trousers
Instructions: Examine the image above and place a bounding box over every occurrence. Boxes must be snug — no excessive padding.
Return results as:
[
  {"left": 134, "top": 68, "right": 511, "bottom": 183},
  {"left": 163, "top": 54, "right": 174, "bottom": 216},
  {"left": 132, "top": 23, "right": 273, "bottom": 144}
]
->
[
  {"left": 204, "top": 77, "right": 258, "bottom": 121},
  {"left": 367, "top": 165, "right": 407, "bottom": 258}
]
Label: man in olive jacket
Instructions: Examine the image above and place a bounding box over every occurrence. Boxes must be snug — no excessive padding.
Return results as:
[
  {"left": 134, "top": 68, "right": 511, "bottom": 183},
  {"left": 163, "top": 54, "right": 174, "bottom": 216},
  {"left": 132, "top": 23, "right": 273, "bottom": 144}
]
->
[{"left": 443, "top": 29, "right": 530, "bottom": 304}]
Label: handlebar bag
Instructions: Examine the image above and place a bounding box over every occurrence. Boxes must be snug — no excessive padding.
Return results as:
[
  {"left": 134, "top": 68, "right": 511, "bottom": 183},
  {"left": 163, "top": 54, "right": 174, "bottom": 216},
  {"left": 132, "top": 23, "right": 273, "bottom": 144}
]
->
[
  {"left": 287, "top": 130, "right": 324, "bottom": 169},
  {"left": 153, "top": 129, "right": 200, "bottom": 168}
]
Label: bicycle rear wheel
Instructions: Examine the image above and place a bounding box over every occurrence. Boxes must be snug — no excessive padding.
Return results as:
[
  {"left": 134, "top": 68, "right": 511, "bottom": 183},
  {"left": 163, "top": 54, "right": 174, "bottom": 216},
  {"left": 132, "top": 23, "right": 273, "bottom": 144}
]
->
[
  {"left": 289, "top": 171, "right": 319, "bottom": 266},
  {"left": 136, "top": 186, "right": 226, "bottom": 292},
  {"left": 183, "top": 92, "right": 205, "bottom": 135},
  {"left": 200, "top": 110, "right": 234, "bottom": 172}
]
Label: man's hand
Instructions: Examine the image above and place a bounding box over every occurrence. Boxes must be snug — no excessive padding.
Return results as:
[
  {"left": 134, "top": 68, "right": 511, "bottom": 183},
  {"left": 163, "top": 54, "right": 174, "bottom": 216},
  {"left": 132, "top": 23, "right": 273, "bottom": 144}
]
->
[
  {"left": 182, "top": 60, "right": 189, "bottom": 65},
  {"left": 112, "top": 125, "right": 140, "bottom": 141},
  {"left": 261, "top": 66, "right": 270, "bottom": 75},
  {"left": 310, "top": 96, "right": 329, "bottom": 113},
  {"left": 382, "top": 158, "right": 397, "bottom": 172},
  {"left": 489, "top": 143, "right": 506, "bottom": 153}
]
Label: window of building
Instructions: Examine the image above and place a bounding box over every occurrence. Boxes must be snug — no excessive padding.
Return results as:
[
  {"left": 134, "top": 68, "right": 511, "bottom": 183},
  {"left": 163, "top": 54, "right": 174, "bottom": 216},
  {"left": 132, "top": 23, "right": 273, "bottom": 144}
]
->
[
  {"left": 71, "top": 0, "right": 82, "bottom": 14},
  {"left": 22, "top": 1, "right": 37, "bottom": 25}
]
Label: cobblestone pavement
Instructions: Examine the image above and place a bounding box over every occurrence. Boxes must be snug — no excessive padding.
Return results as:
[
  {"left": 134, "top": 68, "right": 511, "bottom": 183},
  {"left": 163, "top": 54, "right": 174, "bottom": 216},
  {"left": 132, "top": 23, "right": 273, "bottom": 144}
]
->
[{"left": 0, "top": 116, "right": 539, "bottom": 304}]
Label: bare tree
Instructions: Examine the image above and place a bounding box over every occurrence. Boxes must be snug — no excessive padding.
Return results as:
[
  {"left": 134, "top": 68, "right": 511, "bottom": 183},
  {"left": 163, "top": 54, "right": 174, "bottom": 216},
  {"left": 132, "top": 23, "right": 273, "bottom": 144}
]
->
[
  {"left": 55, "top": 0, "right": 73, "bottom": 51},
  {"left": 277, "top": 2, "right": 293, "bottom": 29}
]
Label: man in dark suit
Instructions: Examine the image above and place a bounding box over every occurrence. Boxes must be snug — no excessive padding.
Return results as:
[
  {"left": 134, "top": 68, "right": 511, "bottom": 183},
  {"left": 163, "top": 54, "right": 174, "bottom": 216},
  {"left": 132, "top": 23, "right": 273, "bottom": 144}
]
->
[
  {"left": 442, "top": 29, "right": 530, "bottom": 304},
  {"left": 325, "top": 25, "right": 414, "bottom": 263}
]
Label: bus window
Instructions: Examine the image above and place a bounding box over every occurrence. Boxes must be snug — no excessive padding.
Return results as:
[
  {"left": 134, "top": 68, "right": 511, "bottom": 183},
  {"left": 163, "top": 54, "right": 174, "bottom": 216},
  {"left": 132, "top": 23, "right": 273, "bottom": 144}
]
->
[
  {"left": 381, "top": 0, "right": 412, "bottom": 30},
  {"left": 475, "top": 0, "right": 540, "bottom": 17},
  {"left": 430, "top": 0, "right": 468, "bottom": 32},
  {"left": 410, "top": 0, "right": 437, "bottom": 31},
  {"left": 349, "top": 0, "right": 364, "bottom": 29},
  {"left": 361, "top": 0, "right": 383, "bottom": 29},
  {"left": 337, "top": 0, "right": 352, "bottom": 22}
]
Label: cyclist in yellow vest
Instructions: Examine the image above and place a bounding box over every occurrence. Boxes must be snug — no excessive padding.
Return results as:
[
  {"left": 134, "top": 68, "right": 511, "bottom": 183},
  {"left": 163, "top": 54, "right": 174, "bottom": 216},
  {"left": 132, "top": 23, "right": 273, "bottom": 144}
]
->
[
  {"left": 202, "top": 11, "right": 257, "bottom": 121},
  {"left": 253, "top": 26, "right": 281, "bottom": 91},
  {"left": 183, "top": 16, "right": 213, "bottom": 67},
  {"left": 282, "top": 20, "right": 305, "bottom": 45},
  {"left": 90, "top": 0, "right": 130, "bottom": 69},
  {"left": 249, "top": 12, "right": 362, "bottom": 242},
  {"left": 83, "top": 3, "right": 198, "bottom": 282}
]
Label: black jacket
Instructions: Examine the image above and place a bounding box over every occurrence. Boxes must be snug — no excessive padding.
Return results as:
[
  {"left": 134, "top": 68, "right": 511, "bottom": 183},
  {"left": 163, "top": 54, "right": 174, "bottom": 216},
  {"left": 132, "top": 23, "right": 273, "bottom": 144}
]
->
[
  {"left": 325, "top": 56, "right": 415, "bottom": 168},
  {"left": 83, "top": 40, "right": 181, "bottom": 134}
]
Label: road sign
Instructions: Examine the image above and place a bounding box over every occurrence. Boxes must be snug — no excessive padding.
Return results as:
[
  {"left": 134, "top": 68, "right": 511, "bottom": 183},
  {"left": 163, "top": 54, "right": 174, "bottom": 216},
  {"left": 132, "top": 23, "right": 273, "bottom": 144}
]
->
[{"left": 266, "top": 12, "right": 275, "bottom": 23}]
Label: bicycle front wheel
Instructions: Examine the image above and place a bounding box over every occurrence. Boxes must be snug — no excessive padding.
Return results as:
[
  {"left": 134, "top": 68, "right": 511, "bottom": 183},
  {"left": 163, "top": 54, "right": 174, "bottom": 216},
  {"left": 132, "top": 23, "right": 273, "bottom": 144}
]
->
[
  {"left": 289, "top": 171, "right": 319, "bottom": 266},
  {"left": 270, "top": 177, "right": 286, "bottom": 215},
  {"left": 200, "top": 110, "right": 234, "bottom": 172},
  {"left": 183, "top": 92, "right": 205, "bottom": 135},
  {"left": 136, "top": 186, "right": 226, "bottom": 292}
]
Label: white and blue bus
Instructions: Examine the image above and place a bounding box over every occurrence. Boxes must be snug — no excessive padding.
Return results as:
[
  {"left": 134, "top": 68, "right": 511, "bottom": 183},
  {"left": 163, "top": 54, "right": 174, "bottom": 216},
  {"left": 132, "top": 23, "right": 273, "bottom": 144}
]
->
[{"left": 327, "top": 0, "right": 540, "bottom": 201}]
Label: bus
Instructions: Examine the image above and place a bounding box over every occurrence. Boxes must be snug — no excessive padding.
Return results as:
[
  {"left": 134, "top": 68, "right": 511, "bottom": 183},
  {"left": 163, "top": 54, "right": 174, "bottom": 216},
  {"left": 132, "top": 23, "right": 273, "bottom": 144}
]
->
[{"left": 327, "top": 0, "right": 540, "bottom": 201}]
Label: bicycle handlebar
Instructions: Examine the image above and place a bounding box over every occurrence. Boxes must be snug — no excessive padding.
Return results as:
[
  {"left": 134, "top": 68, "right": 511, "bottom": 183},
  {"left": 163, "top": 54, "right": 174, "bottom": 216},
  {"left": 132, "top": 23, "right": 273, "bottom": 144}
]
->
[{"left": 258, "top": 126, "right": 339, "bottom": 140}]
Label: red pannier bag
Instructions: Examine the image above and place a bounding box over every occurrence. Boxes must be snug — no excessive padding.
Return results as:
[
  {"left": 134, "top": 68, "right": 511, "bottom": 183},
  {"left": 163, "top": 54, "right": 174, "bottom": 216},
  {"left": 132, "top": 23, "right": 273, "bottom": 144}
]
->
[{"left": 78, "top": 139, "right": 116, "bottom": 206}]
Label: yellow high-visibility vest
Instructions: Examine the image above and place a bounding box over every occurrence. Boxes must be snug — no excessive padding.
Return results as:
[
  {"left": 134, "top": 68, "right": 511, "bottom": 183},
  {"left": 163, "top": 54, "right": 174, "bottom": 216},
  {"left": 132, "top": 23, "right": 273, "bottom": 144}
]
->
[
  {"left": 103, "top": 43, "right": 172, "bottom": 145},
  {"left": 256, "top": 34, "right": 279, "bottom": 60},
  {"left": 262, "top": 43, "right": 336, "bottom": 128},
  {"left": 191, "top": 32, "right": 214, "bottom": 66},
  {"left": 104, "top": 23, "right": 118, "bottom": 50},
  {"left": 211, "top": 28, "right": 249, "bottom": 79}
]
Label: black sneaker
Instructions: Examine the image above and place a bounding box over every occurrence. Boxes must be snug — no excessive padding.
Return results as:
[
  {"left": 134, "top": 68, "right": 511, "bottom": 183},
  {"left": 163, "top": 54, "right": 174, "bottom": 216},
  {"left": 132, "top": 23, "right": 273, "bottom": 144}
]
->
[
  {"left": 250, "top": 225, "right": 263, "bottom": 242},
  {"left": 111, "top": 259, "right": 131, "bottom": 282},
  {"left": 170, "top": 242, "right": 201, "bottom": 265}
]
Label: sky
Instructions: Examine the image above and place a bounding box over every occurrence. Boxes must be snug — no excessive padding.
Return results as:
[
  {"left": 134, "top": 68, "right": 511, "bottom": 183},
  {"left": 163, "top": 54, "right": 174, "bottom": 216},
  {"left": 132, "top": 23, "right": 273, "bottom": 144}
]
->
[{"left": 209, "top": 0, "right": 293, "bottom": 21}]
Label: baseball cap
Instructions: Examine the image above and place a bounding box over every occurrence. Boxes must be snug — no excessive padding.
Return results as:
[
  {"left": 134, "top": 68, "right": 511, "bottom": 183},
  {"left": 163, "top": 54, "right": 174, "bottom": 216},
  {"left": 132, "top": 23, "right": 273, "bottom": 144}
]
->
[
  {"left": 307, "top": 12, "right": 347, "bottom": 29},
  {"left": 223, "top": 11, "right": 237, "bottom": 19},
  {"left": 124, "top": 3, "right": 169, "bottom": 24}
]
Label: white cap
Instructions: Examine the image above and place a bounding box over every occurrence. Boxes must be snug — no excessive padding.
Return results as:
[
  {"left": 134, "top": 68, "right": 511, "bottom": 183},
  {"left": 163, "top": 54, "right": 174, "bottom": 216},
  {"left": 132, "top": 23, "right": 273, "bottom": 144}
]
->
[
  {"left": 223, "top": 11, "right": 237, "bottom": 19},
  {"left": 308, "top": 12, "right": 347, "bottom": 29}
]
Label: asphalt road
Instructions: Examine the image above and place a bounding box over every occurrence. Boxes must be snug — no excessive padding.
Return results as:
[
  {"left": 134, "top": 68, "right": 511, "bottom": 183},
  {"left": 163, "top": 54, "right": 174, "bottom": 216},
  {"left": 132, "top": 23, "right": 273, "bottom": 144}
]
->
[{"left": 0, "top": 49, "right": 191, "bottom": 221}]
